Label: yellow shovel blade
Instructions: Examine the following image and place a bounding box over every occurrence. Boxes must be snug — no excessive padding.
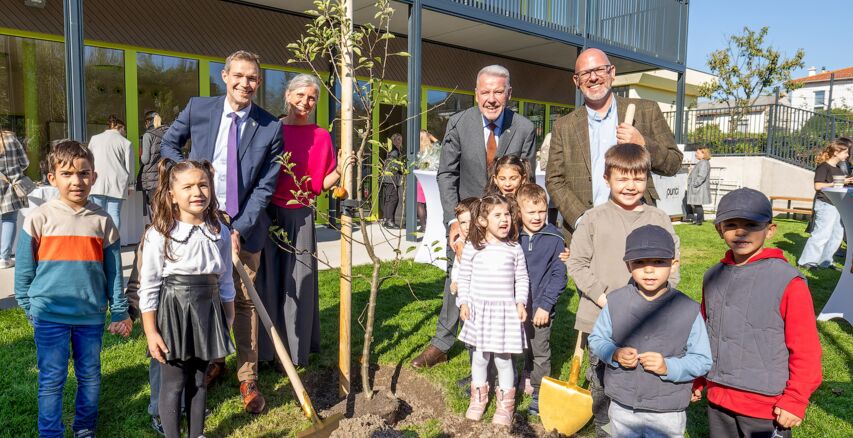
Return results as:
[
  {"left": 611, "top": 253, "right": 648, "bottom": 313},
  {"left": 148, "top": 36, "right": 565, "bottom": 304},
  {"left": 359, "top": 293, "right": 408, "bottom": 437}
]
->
[{"left": 539, "top": 375, "right": 593, "bottom": 435}]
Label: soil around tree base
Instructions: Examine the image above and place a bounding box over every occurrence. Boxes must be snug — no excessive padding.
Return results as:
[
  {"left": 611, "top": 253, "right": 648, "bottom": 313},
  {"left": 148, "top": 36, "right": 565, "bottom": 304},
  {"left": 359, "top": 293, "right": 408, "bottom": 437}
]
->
[{"left": 301, "top": 363, "right": 567, "bottom": 437}]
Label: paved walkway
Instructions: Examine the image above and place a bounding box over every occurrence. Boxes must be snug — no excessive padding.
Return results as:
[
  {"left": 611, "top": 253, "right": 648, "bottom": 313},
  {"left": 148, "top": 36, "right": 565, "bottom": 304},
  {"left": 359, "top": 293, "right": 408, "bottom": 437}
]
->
[{"left": 0, "top": 223, "right": 420, "bottom": 310}]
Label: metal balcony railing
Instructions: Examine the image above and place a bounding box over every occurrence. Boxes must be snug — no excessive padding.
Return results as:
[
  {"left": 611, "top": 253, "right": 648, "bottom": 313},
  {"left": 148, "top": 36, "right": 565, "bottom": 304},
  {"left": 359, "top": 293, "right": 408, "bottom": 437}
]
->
[
  {"left": 445, "top": 0, "right": 689, "bottom": 66},
  {"left": 448, "top": 0, "right": 584, "bottom": 34}
]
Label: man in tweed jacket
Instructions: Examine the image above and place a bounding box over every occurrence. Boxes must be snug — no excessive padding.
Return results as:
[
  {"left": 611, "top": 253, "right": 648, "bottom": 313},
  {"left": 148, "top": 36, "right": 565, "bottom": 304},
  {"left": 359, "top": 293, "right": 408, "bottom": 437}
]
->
[{"left": 546, "top": 48, "right": 683, "bottom": 244}]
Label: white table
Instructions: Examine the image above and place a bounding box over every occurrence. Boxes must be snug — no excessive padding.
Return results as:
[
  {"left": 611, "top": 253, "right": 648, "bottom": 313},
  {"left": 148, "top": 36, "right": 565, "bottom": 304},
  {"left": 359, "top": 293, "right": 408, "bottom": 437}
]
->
[
  {"left": 15, "top": 186, "right": 146, "bottom": 252},
  {"left": 414, "top": 170, "right": 448, "bottom": 271},
  {"left": 817, "top": 187, "right": 853, "bottom": 325}
]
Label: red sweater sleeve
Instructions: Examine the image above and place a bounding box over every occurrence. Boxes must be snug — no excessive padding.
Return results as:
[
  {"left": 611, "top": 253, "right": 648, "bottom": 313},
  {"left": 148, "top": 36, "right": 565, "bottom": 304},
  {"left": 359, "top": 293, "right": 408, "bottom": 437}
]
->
[{"left": 775, "top": 277, "right": 823, "bottom": 419}]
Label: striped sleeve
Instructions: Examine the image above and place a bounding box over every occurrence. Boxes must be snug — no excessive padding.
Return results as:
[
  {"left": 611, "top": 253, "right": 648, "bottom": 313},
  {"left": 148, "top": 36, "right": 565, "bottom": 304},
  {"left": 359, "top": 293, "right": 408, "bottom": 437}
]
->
[
  {"left": 513, "top": 245, "right": 529, "bottom": 306},
  {"left": 456, "top": 243, "right": 475, "bottom": 308}
]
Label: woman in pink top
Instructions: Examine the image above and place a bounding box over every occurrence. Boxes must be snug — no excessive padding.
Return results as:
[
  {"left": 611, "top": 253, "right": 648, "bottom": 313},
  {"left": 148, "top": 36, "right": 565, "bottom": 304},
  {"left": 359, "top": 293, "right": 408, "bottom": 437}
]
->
[{"left": 256, "top": 74, "right": 343, "bottom": 367}]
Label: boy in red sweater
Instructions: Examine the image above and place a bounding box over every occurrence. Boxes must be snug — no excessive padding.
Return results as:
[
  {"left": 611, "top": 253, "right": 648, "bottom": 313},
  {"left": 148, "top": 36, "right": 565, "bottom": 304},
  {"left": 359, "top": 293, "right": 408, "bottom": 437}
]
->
[{"left": 693, "top": 188, "right": 822, "bottom": 437}]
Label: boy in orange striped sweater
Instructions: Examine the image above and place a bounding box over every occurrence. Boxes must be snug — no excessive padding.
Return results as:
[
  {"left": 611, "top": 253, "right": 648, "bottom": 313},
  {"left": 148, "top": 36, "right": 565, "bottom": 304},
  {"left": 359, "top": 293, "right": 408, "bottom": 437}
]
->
[{"left": 15, "top": 141, "right": 131, "bottom": 438}]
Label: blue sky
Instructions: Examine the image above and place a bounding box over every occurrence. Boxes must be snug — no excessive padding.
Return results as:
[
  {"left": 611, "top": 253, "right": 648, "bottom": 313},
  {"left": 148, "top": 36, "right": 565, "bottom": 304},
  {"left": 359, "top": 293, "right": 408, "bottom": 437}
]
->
[{"left": 687, "top": 0, "right": 852, "bottom": 79}]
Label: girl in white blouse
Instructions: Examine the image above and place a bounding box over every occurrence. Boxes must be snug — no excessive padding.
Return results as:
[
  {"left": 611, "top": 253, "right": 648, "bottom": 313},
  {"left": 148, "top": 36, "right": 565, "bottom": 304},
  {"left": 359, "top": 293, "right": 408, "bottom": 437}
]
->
[{"left": 139, "top": 159, "right": 235, "bottom": 438}]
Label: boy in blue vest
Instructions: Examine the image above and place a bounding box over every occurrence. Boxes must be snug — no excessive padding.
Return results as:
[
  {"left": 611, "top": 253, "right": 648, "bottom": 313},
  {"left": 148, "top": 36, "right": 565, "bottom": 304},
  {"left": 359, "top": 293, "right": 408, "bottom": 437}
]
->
[
  {"left": 693, "top": 188, "right": 822, "bottom": 438},
  {"left": 515, "top": 183, "right": 568, "bottom": 416},
  {"left": 589, "top": 225, "right": 712, "bottom": 437}
]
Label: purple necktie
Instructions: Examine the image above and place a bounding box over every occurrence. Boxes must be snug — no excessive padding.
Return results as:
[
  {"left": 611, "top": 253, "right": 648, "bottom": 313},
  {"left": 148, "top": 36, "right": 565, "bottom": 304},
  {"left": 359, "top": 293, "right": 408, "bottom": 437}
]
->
[{"left": 226, "top": 112, "right": 239, "bottom": 217}]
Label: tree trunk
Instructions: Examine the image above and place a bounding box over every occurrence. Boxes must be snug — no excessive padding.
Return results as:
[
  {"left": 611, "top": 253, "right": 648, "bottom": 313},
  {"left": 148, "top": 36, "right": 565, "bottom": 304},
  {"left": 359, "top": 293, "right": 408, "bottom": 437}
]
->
[{"left": 361, "top": 261, "right": 381, "bottom": 398}]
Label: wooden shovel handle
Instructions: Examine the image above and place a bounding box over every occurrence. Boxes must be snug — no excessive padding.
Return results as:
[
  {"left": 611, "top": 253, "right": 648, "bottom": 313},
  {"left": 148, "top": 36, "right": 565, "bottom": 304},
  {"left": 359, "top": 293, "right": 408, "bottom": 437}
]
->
[
  {"left": 624, "top": 103, "right": 636, "bottom": 126},
  {"left": 568, "top": 331, "right": 586, "bottom": 386},
  {"left": 233, "top": 258, "right": 321, "bottom": 423}
]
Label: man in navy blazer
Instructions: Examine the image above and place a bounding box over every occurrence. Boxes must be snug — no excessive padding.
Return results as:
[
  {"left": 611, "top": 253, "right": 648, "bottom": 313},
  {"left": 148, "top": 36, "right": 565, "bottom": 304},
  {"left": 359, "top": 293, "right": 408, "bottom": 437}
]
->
[{"left": 160, "top": 50, "right": 282, "bottom": 414}]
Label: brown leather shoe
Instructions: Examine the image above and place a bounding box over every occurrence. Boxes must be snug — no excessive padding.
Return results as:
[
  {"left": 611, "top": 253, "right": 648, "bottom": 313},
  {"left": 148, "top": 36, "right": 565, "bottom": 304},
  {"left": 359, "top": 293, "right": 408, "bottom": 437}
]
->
[
  {"left": 240, "top": 380, "right": 266, "bottom": 414},
  {"left": 411, "top": 345, "right": 448, "bottom": 369},
  {"left": 204, "top": 362, "right": 227, "bottom": 387}
]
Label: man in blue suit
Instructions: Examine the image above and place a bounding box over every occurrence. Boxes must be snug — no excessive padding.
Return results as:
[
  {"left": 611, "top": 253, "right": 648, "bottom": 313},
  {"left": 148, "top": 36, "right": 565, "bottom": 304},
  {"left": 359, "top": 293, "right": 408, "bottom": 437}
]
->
[{"left": 160, "top": 50, "right": 282, "bottom": 414}]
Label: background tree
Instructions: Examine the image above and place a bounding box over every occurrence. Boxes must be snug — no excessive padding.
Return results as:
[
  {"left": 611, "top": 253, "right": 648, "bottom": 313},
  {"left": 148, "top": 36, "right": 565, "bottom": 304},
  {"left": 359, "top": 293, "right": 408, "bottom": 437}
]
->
[{"left": 699, "top": 26, "right": 805, "bottom": 133}]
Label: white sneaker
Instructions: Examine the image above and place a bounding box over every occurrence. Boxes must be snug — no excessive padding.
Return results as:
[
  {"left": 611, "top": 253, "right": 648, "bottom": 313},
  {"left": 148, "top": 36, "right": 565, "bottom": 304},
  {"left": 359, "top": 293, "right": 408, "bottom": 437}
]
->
[{"left": 0, "top": 259, "right": 14, "bottom": 269}]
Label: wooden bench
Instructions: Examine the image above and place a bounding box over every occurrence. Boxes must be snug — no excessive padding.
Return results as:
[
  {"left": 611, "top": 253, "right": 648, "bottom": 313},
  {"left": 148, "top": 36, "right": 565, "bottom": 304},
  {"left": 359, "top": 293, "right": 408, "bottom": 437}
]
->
[{"left": 770, "top": 196, "right": 814, "bottom": 219}]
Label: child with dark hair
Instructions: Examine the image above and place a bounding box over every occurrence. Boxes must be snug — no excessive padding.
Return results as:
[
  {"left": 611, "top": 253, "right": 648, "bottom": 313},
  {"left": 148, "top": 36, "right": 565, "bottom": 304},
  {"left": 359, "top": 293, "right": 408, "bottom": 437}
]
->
[
  {"left": 457, "top": 194, "right": 529, "bottom": 427},
  {"left": 15, "top": 140, "right": 131, "bottom": 438},
  {"left": 695, "top": 188, "right": 822, "bottom": 438},
  {"left": 485, "top": 154, "right": 530, "bottom": 198},
  {"left": 139, "top": 159, "right": 236, "bottom": 438}
]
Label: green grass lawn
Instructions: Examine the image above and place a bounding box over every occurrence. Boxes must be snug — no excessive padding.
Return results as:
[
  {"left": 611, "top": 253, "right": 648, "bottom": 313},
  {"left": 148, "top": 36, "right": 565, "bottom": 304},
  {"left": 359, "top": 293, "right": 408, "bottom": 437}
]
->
[{"left": 1, "top": 219, "right": 851, "bottom": 437}]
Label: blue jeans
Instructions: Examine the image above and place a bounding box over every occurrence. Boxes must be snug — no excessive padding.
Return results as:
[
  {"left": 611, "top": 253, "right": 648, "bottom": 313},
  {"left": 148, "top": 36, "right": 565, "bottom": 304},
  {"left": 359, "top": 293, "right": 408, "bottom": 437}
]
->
[
  {"left": 89, "top": 195, "right": 123, "bottom": 231},
  {"left": 33, "top": 319, "right": 104, "bottom": 438},
  {"left": 799, "top": 199, "right": 844, "bottom": 267},
  {"left": 0, "top": 210, "right": 17, "bottom": 259}
]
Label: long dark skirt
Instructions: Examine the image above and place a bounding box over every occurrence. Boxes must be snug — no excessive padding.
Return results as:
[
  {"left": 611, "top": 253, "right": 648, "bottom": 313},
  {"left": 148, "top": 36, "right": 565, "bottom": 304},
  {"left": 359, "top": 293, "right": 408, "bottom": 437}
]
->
[{"left": 256, "top": 206, "right": 321, "bottom": 366}]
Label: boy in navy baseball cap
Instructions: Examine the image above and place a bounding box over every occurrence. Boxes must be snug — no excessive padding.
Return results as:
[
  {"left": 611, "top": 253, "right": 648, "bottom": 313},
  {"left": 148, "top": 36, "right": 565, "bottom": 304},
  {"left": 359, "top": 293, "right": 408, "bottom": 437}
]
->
[
  {"left": 588, "top": 225, "right": 711, "bottom": 437},
  {"left": 694, "top": 188, "right": 822, "bottom": 437}
]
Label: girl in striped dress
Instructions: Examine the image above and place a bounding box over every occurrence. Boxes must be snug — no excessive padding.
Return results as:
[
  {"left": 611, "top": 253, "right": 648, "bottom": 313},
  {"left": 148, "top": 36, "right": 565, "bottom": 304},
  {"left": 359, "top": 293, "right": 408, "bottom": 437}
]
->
[{"left": 457, "top": 194, "right": 529, "bottom": 426}]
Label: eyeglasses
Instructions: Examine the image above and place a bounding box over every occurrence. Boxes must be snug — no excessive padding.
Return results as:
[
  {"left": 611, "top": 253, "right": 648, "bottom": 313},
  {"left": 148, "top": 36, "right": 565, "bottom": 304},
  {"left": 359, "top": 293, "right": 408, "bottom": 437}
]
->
[{"left": 574, "top": 64, "right": 613, "bottom": 82}]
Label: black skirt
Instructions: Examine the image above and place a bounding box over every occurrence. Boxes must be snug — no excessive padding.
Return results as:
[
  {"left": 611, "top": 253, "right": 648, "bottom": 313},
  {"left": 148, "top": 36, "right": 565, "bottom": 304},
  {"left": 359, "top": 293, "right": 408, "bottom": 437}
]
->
[{"left": 157, "top": 274, "right": 235, "bottom": 362}]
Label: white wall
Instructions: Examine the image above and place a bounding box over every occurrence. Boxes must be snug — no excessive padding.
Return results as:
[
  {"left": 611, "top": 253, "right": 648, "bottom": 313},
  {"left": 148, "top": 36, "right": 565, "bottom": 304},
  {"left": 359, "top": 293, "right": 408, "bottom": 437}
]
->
[
  {"left": 706, "top": 156, "right": 815, "bottom": 211},
  {"left": 790, "top": 81, "right": 853, "bottom": 111}
]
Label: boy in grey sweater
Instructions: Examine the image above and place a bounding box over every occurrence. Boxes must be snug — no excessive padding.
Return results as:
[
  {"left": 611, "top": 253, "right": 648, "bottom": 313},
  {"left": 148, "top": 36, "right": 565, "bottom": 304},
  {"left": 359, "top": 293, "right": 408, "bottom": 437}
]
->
[{"left": 567, "top": 143, "right": 680, "bottom": 437}]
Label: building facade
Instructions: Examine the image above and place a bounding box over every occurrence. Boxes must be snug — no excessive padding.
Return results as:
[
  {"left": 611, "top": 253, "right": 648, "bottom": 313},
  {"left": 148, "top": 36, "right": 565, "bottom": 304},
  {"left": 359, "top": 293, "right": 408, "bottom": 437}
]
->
[
  {"left": 0, "top": 0, "right": 689, "bottom": 228},
  {"left": 790, "top": 66, "right": 853, "bottom": 112}
]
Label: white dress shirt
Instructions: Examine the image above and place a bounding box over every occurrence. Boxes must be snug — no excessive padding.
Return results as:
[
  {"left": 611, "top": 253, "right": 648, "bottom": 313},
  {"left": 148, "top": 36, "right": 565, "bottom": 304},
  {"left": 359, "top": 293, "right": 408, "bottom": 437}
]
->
[
  {"left": 138, "top": 221, "right": 236, "bottom": 312},
  {"left": 212, "top": 100, "right": 251, "bottom": 208}
]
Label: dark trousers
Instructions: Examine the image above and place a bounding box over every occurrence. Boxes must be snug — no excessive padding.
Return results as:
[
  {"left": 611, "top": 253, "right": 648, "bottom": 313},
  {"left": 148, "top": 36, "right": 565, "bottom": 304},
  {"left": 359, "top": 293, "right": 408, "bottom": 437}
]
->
[
  {"left": 523, "top": 318, "right": 552, "bottom": 392},
  {"left": 380, "top": 182, "right": 399, "bottom": 222},
  {"left": 682, "top": 196, "right": 704, "bottom": 224},
  {"left": 160, "top": 358, "right": 209, "bottom": 438},
  {"left": 708, "top": 403, "right": 791, "bottom": 438},
  {"left": 587, "top": 354, "right": 611, "bottom": 437},
  {"left": 431, "top": 245, "right": 459, "bottom": 352}
]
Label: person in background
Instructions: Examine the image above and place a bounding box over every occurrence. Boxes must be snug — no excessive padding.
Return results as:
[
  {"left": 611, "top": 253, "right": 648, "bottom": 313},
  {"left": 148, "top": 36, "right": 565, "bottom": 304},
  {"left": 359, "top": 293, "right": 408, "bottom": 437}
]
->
[
  {"left": 379, "top": 133, "right": 404, "bottom": 228},
  {"left": 0, "top": 130, "right": 30, "bottom": 269},
  {"left": 139, "top": 111, "right": 170, "bottom": 213},
  {"left": 798, "top": 139, "right": 853, "bottom": 270},
  {"left": 88, "top": 114, "right": 134, "bottom": 230},
  {"left": 256, "top": 73, "right": 346, "bottom": 368},
  {"left": 684, "top": 146, "right": 711, "bottom": 226},
  {"left": 416, "top": 130, "right": 440, "bottom": 232}
]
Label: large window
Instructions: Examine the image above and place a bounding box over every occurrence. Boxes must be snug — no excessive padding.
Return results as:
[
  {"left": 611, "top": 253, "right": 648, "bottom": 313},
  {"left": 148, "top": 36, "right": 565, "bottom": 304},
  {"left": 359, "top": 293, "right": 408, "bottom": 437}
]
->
[
  {"left": 137, "top": 53, "right": 198, "bottom": 132},
  {"left": 425, "top": 89, "right": 474, "bottom": 140},
  {"left": 0, "top": 35, "right": 67, "bottom": 180},
  {"left": 85, "top": 46, "right": 125, "bottom": 138},
  {"left": 523, "top": 102, "right": 546, "bottom": 147},
  {"left": 549, "top": 104, "right": 572, "bottom": 129}
]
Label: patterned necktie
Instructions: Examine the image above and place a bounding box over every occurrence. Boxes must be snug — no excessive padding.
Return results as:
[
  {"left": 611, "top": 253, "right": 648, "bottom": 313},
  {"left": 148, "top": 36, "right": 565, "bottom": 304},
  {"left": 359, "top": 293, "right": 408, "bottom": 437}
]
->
[
  {"left": 226, "top": 112, "right": 239, "bottom": 217},
  {"left": 486, "top": 122, "right": 497, "bottom": 167}
]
